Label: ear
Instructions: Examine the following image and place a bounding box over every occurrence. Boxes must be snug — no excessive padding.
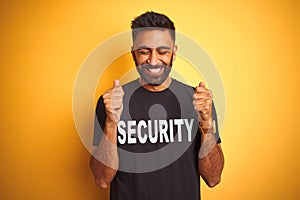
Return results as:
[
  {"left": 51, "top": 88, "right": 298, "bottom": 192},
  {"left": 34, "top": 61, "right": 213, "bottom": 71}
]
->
[
  {"left": 131, "top": 47, "right": 137, "bottom": 66},
  {"left": 172, "top": 45, "right": 178, "bottom": 61},
  {"left": 131, "top": 46, "right": 135, "bottom": 59}
]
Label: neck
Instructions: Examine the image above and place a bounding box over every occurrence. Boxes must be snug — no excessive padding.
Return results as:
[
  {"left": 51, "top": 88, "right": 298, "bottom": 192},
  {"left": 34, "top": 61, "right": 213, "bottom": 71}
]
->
[{"left": 139, "top": 77, "right": 172, "bottom": 92}]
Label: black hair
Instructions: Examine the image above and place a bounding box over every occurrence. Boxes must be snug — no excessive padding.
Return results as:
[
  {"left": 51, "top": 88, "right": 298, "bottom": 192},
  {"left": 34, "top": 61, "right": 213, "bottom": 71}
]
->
[{"left": 131, "top": 11, "right": 175, "bottom": 42}]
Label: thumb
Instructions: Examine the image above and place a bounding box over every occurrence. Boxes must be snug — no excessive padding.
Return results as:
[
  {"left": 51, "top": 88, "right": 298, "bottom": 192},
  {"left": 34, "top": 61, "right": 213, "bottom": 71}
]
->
[
  {"left": 113, "top": 80, "right": 120, "bottom": 87},
  {"left": 199, "top": 82, "right": 205, "bottom": 87}
]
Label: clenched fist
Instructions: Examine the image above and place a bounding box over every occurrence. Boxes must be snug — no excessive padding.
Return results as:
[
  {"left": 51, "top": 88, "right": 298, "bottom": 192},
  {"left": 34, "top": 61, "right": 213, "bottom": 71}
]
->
[
  {"left": 193, "top": 82, "right": 213, "bottom": 129},
  {"left": 103, "top": 80, "right": 124, "bottom": 123}
]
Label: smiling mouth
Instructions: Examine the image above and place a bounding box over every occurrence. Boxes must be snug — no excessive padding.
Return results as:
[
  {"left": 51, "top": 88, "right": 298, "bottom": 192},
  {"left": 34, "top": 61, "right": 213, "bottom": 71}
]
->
[
  {"left": 143, "top": 65, "right": 163, "bottom": 74},
  {"left": 146, "top": 67, "right": 162, "bottom": 74},
  {"left": 137, "top": 64, "right": 171, "bottom": 86}
]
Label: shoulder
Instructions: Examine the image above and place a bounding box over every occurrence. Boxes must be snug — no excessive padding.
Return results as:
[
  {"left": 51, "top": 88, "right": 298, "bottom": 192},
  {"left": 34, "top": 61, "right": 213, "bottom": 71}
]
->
[
  {"left": 170, "top": 79, "right": 195, "bottom": 95},
  {"left": 171, "top": 79, "right": 194, "bottom": 89},
  {"left": 122, "top": 79, "right": 140, "bottom": 90}
]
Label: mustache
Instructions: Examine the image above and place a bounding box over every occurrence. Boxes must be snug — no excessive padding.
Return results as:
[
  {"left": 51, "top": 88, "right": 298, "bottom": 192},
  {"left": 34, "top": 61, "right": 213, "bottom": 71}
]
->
[{"left": 140, "top": 63, "right": 168, "bottom": 69}]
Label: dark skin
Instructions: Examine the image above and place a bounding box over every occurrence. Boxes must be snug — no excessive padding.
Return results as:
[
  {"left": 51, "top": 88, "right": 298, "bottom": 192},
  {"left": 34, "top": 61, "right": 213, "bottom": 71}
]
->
[
  {"left": 90, "top": 29, "right": 224, "bottom": 188},
  {"left": 90, "top": 80, "right": 123, "bottom": 188},
  {"left": 194, "top": 82, "right": 225, "bottom": 187}
]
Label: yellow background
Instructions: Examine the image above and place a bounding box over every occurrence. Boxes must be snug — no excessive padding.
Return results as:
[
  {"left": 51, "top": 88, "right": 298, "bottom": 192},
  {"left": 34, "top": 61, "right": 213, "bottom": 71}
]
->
[{"left": 1, "top": 0, "right": 299, "bottom": 199}]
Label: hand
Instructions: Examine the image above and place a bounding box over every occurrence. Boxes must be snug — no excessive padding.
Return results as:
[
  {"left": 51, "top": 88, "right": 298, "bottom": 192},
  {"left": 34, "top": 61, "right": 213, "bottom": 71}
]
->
[
  {"left": 103, "top": 80, "right": 124, "bottom": 123},
  {"left": 193, "top": 82, "right": 213, "bottom": 129}
]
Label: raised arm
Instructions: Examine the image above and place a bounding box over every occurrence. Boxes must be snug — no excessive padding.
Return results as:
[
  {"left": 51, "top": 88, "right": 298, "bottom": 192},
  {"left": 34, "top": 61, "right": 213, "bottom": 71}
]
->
[
  {"left": 193, "top": 82, "right": 224, "bottom": 187},
  {"left": 90, "top": 80, "right": 124, "bottom": 189}
]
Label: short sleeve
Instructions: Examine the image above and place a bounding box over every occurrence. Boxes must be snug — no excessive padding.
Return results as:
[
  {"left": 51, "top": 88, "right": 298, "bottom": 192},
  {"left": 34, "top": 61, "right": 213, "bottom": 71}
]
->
[
  {"left": 212, "top": 101, "right": 221, "bottom": 144},
  {"left": 92, "top": 96, "right": 106, "bottom": 146}
]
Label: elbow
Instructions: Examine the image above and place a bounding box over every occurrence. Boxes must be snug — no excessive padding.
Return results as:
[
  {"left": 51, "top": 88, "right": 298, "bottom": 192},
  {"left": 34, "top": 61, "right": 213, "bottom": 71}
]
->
[
  {"left": 90, "top": 155, "right": 117, "bottom": 189},
  {"left": 95, "top": 178, "right": 109, "bottom": 189},
  {"left": 206, "top": 177, "right": 221, "bottom": 188}
]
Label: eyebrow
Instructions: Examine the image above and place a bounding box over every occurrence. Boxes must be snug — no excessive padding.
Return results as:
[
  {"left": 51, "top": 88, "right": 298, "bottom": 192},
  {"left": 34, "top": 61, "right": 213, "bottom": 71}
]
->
[{"left": 136, "top": 45, "right": 171, "bottom": 50}]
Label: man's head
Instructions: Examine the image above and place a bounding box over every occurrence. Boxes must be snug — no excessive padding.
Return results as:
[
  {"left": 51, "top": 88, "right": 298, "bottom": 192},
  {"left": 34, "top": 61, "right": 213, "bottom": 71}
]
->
[
  {"left": 131, "top": 11, "right": 177, "bottom": 86},
  {"left": 131, "top": 11, "right": 175, "bottom": 42}
]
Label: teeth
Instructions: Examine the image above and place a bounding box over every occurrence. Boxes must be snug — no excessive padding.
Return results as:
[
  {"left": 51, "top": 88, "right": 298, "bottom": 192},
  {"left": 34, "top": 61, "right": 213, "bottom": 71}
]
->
[{"left": 149, "top": 68, "right": 161, "bottom": 73}]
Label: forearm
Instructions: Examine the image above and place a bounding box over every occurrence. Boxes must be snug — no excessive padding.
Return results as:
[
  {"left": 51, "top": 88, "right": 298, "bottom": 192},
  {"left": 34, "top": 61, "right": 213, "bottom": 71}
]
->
[
  {"left": 198, "top": 127, "right": 224, "bottom": 188},
  {"left": 90, "top": 121, "right": 119, "bottom": 188}
]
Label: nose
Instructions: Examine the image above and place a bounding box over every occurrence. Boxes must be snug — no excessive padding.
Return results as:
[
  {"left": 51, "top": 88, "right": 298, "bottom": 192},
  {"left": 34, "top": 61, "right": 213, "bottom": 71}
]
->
[{"left": 148, "top": 50, "right": 159, "bottom": 65}]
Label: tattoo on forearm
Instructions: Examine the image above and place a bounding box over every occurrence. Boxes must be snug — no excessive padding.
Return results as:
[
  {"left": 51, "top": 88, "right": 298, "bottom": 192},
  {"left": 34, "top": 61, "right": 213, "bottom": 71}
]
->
[
  {"left": 96, "top": 135, "right": 118, "bottom": 169},
  {"left": 93, "top": 124, "right": 119, "bottom": 170},
  {"left": 199, "top": 133, "right": 217, "bottom": 159}
]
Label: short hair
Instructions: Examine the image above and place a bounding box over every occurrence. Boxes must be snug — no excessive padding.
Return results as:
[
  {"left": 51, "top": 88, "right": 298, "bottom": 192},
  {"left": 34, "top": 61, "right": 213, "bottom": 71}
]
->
[{"left": 131, "top": 11, "right": 175, "bottom": 42}]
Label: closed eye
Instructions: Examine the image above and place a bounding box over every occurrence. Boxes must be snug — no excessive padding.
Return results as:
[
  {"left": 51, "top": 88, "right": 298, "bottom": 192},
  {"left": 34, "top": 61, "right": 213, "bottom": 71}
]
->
[
  {"left": 137, "top": 49, "right": 150, "bottom": 55},
  {"left": 157, "top": 50, "right": 169, "bottom": 55}
]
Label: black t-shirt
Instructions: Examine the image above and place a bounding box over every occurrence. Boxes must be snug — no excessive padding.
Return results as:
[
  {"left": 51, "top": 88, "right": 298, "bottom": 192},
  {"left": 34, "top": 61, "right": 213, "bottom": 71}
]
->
[{"left": 93, "top": 79, "right": 221, "bottom": 200}]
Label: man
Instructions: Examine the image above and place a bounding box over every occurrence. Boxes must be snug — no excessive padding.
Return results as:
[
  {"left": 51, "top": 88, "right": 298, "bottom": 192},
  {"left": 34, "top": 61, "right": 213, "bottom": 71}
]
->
[{"left": 90, "top": 11, "right": 224, "bottom": 200}]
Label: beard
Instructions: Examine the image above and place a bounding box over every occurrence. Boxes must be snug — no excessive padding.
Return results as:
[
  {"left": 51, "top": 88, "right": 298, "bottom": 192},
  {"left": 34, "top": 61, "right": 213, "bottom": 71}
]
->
[{"left": 135, "top": 55, "right": 173, "bottom": 86}]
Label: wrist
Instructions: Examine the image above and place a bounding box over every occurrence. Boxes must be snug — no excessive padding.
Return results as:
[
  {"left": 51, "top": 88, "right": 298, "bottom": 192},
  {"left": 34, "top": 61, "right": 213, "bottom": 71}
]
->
[
  {"left": 199, "top": 118, "right": 213, "bottom": 129},
  {"left": 105, "top": 117, "right": 118, "bottom": 127},
  {"left": 200, "top": 119, "right": 216, "bottom": 134},
  {"left": 200, "top": 127, "right": 214, "bottom": 134},
  {"left": 105, "top": 111, "right": 119, "bottom": 124}
]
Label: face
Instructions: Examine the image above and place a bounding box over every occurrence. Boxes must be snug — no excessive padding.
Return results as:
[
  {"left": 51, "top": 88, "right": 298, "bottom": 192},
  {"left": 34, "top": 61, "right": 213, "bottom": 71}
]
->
[{"left": 131, "top": 29, "right": 177, "bottom": 86}]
